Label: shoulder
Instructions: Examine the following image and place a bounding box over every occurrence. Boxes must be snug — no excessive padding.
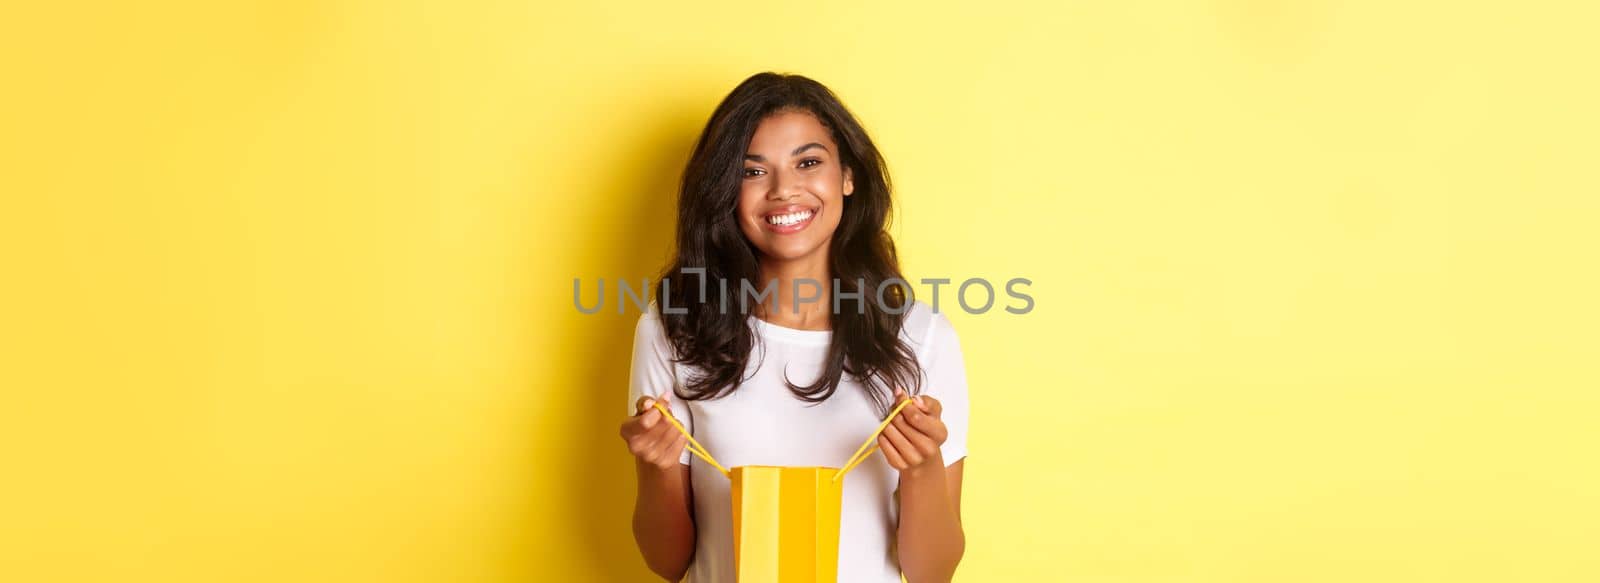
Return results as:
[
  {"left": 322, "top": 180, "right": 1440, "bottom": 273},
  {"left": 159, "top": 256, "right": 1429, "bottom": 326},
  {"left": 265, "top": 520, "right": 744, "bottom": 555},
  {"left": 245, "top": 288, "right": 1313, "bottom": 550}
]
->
[
  {"left": 634, "top": 301, "right": 670, "bottom": 345},
  {"left": 902, "top": 300, "right": 960, "bottom": 359}
]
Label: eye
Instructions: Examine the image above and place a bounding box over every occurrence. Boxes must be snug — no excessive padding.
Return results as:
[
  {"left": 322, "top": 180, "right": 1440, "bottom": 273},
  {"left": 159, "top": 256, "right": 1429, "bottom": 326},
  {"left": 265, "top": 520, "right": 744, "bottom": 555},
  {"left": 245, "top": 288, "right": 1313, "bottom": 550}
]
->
[
  {"left": 798, "top": 158, "right": 822, "bottom": 169},
  {"left": 743, "top": 167, "right": 766, "bottom": 178}
]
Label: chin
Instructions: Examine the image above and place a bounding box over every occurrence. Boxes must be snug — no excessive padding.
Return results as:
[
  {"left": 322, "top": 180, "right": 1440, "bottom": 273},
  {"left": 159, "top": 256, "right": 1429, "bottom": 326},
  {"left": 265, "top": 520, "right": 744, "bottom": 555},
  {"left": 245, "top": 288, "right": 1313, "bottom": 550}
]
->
[{"left": 763, "top": 243, "right": 823, "bottom": 261}]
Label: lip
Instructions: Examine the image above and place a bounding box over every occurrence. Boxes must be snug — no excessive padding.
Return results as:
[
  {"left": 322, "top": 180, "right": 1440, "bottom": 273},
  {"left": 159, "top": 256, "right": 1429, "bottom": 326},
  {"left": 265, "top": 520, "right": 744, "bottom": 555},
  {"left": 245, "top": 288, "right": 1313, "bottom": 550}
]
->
[{"left": 760, "top": 204, "right": 818, "bottom": 235}]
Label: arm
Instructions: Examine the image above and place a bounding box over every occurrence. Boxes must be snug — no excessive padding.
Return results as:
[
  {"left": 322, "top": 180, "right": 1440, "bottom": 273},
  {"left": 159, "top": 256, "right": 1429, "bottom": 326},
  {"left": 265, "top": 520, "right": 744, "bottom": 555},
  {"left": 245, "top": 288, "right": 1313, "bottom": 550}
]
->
[
  {"left": 879, "top": 391, "right": 966, "bottom": 582},
  {"left": 898, "top": 457, "right": 965, "bottom": 582},
  {"left": 632, "top": 463, "right": 695, "bottom": 580},
  {"left": 621, "top": 394, "right": 696, "bottom": 581}
]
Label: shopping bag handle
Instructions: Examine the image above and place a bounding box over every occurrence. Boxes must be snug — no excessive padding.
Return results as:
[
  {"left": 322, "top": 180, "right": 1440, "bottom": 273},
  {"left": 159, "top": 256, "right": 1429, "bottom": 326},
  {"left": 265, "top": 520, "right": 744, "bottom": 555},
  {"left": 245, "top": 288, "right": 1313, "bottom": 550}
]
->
[
  {"left": 834, "top": 398, "right": 914, "bottom": 482},
  {"left": 649, "top": 401, "right": 731, "bottom": 477},
  {"left": 649, "top": 394, "right": 916, "bottom": 483}
]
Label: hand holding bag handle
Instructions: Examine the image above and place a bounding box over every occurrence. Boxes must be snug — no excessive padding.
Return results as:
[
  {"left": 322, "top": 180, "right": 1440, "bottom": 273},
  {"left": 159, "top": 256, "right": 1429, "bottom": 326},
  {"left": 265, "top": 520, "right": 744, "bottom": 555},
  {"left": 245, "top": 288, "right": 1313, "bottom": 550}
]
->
[
  {"left": 650, "top": 395, "right": 915, "bottom": 482},
  {"left": 649, "top": 400, "right": 731, "bottom": 477},
  {"left": 833, "top": 398, "right": 913, "bottom": 482}
]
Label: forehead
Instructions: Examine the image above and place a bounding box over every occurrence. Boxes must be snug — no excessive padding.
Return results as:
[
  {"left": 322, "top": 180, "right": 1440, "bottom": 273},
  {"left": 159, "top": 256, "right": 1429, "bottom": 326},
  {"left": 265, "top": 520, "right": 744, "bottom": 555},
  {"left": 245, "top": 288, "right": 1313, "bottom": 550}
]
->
[{"left": 747, "top": 110, "right": 835, "bottom": 152}]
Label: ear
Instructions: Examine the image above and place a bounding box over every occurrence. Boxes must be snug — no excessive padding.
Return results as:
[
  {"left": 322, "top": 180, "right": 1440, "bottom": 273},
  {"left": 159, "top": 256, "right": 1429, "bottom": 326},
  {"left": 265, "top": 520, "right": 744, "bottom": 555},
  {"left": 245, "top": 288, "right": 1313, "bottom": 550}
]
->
[{"left": 843, "top": 166, "right": 855, "bottom": 197}]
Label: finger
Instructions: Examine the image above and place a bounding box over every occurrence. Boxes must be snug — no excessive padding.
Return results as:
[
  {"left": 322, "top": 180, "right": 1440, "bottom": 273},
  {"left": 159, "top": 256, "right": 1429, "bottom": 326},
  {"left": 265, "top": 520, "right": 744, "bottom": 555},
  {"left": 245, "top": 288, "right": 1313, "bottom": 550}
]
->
[
  {"left": 893, "top": 414, "right": 940, "bottom": 453},
  {"left": 891, "top": 413, "right": 921, "bottom": 440},
  {"left": 638, "top": 407, "right": 661, "bottom": 429},
  {"left": 878, "top": 435, "right": 908, "bottom": 469},
  {"left": 920, "top": 395, "right": 943, "bottom": 418},
  {"left": 619, "top": 412, "right": 655, "bottom": 438},
  {"left": 651, "top": 431, "right": 688, "bottom": 467},
  {"left": 625, "top": 423, "right": 655, "bottom": 457},
  {"left": 667, "top": 429, "right": 687, "bottom": 452},
  {"left": 626, "top": 424, "right": 660, "bottom": 457},
  {"left": 649, "top": 414, "right": 679, "bottom": 441},
  {"left": 893, "top": 388, "right": 912, "bottom": 408},
  {"left": 633, "top": 415, "right": 677, "bottom": 453},
  {"left": 883, "top": 423, "right": 923, "bottom": 466},
  {"left": 903, "top": 398, "right": 930, "bottom": 425},
  {"left": 893, "top": 391, "right": 918, "bottom": 422},
  {"left": 904, "top": 406, "right": 946, "bottom": 439},
  {"left": 651, "top": 392, "right": 681, "bottom": 423},
  {"left": 637, "top": 392, "right": 677, "bottom": 414},
  {"left": 908, "top": 413, "right": 940, "bottom": 445}
]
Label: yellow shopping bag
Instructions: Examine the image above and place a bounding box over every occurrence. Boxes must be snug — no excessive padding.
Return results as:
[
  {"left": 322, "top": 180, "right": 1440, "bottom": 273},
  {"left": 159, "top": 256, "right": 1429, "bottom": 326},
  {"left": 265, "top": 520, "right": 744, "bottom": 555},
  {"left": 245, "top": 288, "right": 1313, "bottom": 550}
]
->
[{"left": 651, "top": 398, "right": 913, "bottom": 582}]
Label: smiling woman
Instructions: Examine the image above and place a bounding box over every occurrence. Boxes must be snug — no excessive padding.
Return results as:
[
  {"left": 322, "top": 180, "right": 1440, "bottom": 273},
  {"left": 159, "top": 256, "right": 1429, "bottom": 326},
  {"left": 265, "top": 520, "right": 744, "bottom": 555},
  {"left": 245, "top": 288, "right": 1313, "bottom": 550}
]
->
[
  {"left": 741, "top": 130, "right": 845, "bottom": 241},
  {"left": 657, "top": 73, "right": 921, "bottom": 414},
  {"left": 616, "top": 72, "right": 970, "bottom": 582}
]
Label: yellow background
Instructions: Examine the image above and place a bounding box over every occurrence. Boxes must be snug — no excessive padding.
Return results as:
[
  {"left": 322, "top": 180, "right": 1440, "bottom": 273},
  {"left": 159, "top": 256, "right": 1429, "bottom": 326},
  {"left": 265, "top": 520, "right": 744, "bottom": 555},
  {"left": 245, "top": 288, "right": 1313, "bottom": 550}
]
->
[{"left": 3, "top": 1, "right": 1597, "bottom": 581}]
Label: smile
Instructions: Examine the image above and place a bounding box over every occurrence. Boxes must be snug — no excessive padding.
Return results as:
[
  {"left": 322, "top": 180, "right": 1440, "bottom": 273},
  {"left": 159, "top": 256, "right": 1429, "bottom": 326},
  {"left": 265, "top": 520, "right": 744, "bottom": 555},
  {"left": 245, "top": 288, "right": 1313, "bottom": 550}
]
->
[{"left": 762, "top": 207, "right": 816, "bottom": 234}]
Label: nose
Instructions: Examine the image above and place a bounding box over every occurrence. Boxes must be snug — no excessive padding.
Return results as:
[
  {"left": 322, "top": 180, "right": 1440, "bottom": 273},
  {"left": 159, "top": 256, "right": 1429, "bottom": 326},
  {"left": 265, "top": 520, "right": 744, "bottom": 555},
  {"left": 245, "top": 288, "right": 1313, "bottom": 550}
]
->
[{"left": 768, "top": 166, "right": 804, "bottom": 201}]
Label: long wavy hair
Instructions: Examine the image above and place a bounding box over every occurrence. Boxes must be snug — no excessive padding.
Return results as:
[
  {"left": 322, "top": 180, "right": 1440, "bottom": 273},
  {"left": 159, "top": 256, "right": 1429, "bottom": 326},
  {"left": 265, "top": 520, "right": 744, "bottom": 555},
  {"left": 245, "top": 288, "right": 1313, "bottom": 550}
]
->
[{"left": 653, "top": 72, "right": 922, "bottom": 415}]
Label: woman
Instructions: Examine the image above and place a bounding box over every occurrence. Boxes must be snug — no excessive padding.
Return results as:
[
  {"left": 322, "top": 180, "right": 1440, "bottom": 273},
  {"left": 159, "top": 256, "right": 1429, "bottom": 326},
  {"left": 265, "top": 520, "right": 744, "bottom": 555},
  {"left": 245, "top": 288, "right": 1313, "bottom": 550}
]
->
[{"left": 619, "top": 72, "right": 970, "bottom": 582}]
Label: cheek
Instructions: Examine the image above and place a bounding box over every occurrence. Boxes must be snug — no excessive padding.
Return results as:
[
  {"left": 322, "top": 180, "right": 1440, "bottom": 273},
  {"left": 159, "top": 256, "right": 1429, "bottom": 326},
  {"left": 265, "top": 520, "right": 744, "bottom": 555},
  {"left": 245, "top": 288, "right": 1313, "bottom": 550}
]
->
[
  {"left": 809, "top": 174, "right": 845, "bottom": 201},
  {"left": 736, "top": 187, "right": 761, "bottom": 220},
  {"left": 735, "top": 187, "right": 765, "bottom": 238},
  {"left": 736, "top": 185, "right": 751, "bottom": 209},
  {"left": 805, "top": 176, "right": 846, "bottom": 231}
]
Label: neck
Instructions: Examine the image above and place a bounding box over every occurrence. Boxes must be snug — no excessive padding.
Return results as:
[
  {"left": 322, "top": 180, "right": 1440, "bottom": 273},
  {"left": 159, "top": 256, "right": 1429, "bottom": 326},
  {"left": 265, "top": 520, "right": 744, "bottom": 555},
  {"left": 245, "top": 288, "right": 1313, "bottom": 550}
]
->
[{"left": 754, "top": 252, "right": 832, "bottom": 330}]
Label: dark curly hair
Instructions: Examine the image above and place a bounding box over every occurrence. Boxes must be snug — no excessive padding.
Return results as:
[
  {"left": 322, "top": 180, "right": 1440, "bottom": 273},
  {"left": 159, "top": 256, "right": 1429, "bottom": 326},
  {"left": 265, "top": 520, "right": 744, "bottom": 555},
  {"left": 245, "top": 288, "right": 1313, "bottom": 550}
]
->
[{"left": 652, "top": 71, "right": 922, "bottom": 415}]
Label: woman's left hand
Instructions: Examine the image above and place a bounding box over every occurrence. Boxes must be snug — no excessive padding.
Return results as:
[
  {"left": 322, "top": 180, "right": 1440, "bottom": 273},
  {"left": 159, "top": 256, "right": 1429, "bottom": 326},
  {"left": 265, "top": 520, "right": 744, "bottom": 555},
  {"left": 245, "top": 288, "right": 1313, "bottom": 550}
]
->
[{"left": 878, "top": 388, "right": 948, "bottom": 474}]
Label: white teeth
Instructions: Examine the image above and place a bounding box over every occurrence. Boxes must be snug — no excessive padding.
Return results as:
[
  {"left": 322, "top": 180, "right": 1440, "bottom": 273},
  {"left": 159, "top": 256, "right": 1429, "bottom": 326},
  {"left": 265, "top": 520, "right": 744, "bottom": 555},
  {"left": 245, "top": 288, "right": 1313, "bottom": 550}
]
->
[{"left": 766, "top": 210, "right": 814, "bottom": 226}]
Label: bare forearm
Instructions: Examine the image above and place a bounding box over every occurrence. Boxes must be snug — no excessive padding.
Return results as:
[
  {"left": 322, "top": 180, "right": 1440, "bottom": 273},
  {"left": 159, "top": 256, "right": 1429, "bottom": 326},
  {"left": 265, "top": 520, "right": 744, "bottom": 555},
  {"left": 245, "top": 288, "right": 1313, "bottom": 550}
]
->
[
  {"left": 895, "top": 457, "right": 965, "bottom": 582},
  {"left": 631, "top": 463, "right": 695, "bottom": 581}
]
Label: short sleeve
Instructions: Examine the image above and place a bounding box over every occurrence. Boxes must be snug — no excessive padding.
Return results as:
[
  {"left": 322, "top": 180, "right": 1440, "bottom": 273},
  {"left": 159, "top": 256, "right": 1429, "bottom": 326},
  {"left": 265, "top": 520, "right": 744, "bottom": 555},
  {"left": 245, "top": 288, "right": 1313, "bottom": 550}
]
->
[
  {"left": 627, "top": 306, "right": 693, "bottom": 465},
  {"left": 922, "top": 312, "right": 970, "bottom": 466}
]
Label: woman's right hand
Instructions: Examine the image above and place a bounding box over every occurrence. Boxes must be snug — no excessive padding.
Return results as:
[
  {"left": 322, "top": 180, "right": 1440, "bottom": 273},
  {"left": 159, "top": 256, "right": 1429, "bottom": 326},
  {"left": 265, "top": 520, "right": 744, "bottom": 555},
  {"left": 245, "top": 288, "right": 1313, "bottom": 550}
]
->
[{"left": 619, "top": 391, "right": 689, "bottom": 470}]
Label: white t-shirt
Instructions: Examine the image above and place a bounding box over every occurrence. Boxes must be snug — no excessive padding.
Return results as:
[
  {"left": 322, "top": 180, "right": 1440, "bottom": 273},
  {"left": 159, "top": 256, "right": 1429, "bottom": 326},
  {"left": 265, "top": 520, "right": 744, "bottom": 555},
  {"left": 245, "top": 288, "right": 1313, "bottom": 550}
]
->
[{"left": 627, "top": 299, "right": 970, "bottom": 583}]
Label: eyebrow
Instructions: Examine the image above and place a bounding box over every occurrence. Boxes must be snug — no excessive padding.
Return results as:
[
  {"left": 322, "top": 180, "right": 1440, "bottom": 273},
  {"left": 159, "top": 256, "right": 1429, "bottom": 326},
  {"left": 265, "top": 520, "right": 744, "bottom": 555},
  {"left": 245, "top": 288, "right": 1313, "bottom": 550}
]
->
[{"left": 744, "top": 142, "right": 828, "bottom": 162}]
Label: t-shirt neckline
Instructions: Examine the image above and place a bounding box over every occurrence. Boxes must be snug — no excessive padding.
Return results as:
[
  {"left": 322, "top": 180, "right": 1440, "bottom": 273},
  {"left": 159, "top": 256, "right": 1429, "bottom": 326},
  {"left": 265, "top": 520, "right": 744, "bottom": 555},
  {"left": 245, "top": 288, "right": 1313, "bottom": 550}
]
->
[{"left": 749, "top": 313, "right": 832, "bottom": 345}]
